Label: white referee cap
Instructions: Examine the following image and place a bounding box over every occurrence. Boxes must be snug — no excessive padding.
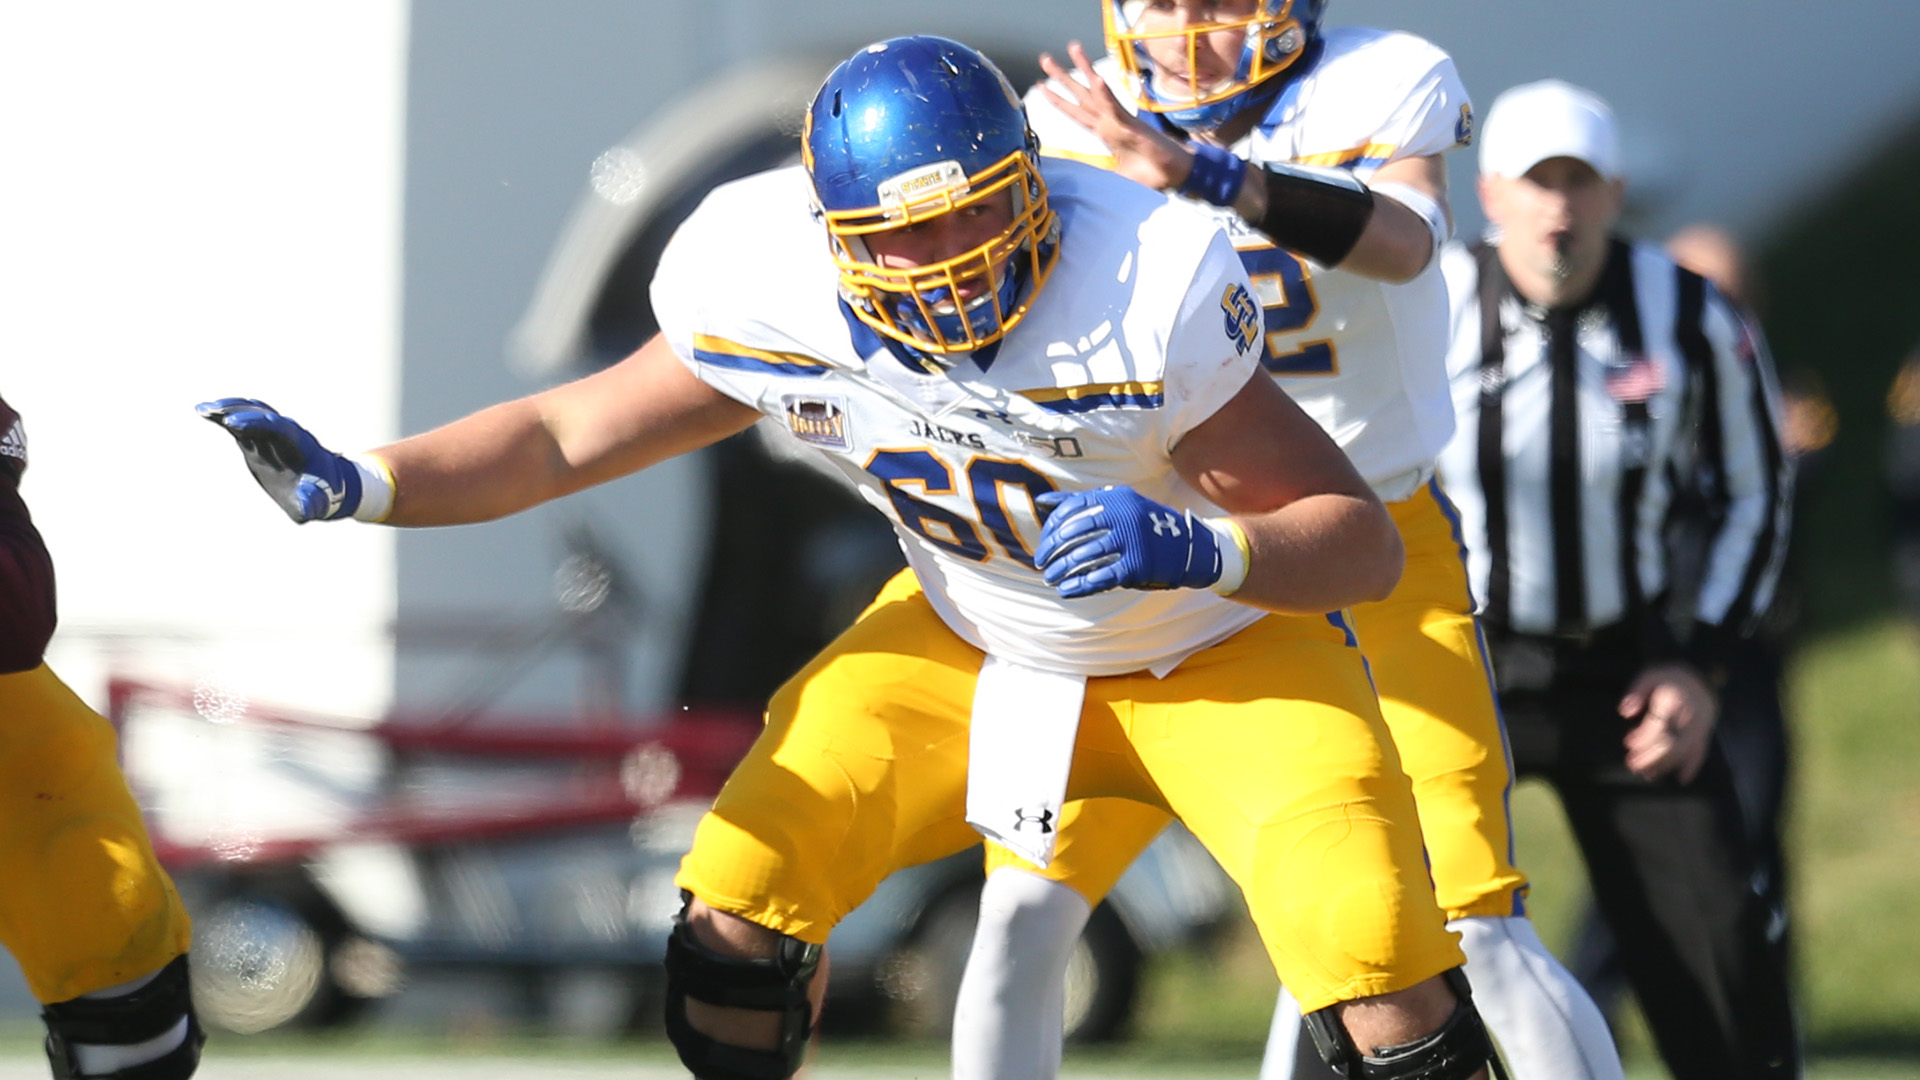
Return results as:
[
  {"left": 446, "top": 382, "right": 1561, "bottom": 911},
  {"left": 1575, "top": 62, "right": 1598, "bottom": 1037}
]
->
[{"left": 1478, "top": 79, "right": 1621, "bottom": 179}]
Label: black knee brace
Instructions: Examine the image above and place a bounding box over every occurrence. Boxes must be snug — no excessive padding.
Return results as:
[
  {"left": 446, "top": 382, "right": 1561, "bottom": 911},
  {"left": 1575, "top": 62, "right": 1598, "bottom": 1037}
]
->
[
  {"left": 1303, "top": 968, "right": 1508, "bottom": 1080},
  {"left": 663, "top": 898, "right": 822, "bottom": 1080},
  {"left": 42, "top": 955, "right": 205, "bottom": 1080}
]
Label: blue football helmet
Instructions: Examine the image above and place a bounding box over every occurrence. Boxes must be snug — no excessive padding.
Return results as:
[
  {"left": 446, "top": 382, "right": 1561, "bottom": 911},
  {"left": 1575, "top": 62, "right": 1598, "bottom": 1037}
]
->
[
  {"left": 1105, "top": 0, "right": 1327, "bottom": 132},
  {"left": 804, "top": 36, "right": 1059, "bottom": 355}
]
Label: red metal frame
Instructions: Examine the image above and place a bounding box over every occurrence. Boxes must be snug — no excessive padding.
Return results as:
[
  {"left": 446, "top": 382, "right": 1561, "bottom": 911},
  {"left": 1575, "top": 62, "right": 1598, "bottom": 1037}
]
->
[{"left": 107, "top": 677, "right": 762, "bottom": 870}]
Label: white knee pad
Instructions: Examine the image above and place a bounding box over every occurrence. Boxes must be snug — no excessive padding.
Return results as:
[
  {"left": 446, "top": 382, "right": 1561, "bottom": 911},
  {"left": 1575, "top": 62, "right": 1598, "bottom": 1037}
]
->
[
  {"left": 951, "top": 869, "right": 1092, "bottom": 1080},
  {"left": 1453, "top": 915, "right": 1625, "bottom": 1080}
]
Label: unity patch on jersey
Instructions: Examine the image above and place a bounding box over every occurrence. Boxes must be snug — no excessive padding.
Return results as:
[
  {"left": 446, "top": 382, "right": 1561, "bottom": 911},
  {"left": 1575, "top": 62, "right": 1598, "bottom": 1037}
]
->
[
  {"left": 1221, "top": 282, "right": 1261, "bottom": 356},
  {"left": 784, "top": 394, "right": 852, "bottom": 450}
]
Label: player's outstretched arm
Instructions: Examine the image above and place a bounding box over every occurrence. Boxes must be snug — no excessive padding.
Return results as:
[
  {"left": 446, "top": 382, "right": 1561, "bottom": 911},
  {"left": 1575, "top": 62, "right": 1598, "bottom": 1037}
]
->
[
  {"left": 202, "top": 333, "right": 761, "bottom": 528},
  {"left": 1171, "top": 369, "right": 1403, "bottom": 612}
]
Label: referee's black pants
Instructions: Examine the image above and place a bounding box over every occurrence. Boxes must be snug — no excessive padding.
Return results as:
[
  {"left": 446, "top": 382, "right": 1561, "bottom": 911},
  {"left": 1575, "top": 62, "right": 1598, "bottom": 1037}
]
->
[{"left": 1493, "top": 630, "right": 1802, "bottom": 1080}]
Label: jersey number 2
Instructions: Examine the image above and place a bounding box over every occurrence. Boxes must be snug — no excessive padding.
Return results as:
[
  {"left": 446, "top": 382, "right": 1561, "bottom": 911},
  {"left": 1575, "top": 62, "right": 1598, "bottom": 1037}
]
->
[
  {"left": 866, "top": 451, "right": 1056, "bottom": 568},
  {"left": 1239, "top": 243, "right": 1337, "bottom": 376}
]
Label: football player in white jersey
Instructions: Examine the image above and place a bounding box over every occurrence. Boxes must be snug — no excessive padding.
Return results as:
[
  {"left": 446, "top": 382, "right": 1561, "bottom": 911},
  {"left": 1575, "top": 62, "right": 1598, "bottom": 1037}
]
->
[
  {"left": 199, "top": 35, "right": 1507, "bottom": 1080},
  {"left": 946, "top": 4, "right": 1627, "bottom": 1079}
]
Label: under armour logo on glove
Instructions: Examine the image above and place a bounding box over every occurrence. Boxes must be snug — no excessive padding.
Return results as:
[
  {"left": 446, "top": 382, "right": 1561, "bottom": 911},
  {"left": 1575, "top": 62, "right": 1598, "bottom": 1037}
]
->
[
  {"left": 1034, "top": 486, "right": 1224, "bottom": 598},
  {"left": 196, "top": 398, "right": 363, "bottom": 523}
]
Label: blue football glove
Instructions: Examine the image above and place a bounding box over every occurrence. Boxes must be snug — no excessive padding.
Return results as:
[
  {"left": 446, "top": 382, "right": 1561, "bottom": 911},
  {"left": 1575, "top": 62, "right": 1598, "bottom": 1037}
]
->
[
  {"left": 1033, "top": 486, "right": 1224, "bottom": 598},
  {"left": 196, "top": 398, "right": 362, "bottom": 523}
]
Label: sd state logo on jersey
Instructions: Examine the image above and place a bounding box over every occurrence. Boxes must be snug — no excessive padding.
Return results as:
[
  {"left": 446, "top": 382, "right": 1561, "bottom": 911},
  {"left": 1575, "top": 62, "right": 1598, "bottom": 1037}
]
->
[
  {"left": 784, "top": 395, "right": 851, "bottom": 451},
  {"left": 1221, "top": 282, "right": 1260, "bottom": 356}
]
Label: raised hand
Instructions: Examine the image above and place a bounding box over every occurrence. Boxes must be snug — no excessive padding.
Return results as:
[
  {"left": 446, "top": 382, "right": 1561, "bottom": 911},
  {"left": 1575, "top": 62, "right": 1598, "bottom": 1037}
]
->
[
  {"left": 196, "top": 398, "right": 364, "bottom": 523},
  {"left": 1036, "top": 41, "right": 1197, "bottom": 194}
]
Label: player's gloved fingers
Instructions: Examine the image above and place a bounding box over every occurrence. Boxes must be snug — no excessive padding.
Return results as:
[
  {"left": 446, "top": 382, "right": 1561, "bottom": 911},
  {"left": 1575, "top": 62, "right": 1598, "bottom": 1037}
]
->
[
  {"left": 1038, "top": 527, "right": 1115, "bottom": 580},
  {"left": 1033, "top": 489, "right": 1075, "bottom": 519},
  {"left": 1035, "top": 514, "right": 1095, "bottom": 568},
  {"left": 1035, "top": 500, "right": 1109, "bottom": 547},
  {"left": 210, "top": 408, "right": 283, "bottom": 436},
  {"left": 1047, "top": 548, "right": 1123, "bottom": 590},
  {"left": 1036, "top": 520, "right": 1110, "bottom": 567},
  {"left": 195, "top": 397, "right": 275, "bottom": 422},
  {"left": 1056, "top": 558, "right": 1126, "bottom": 598}
]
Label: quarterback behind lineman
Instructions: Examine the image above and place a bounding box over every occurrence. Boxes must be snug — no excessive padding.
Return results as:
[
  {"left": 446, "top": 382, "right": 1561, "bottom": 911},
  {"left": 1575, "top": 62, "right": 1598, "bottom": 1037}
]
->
[
  {"left": 200, "top": 36, "right": 1507, "bottom": 1080},
  {"left": 943, "top": 4, "right": 1627, "bottom": 1079}
]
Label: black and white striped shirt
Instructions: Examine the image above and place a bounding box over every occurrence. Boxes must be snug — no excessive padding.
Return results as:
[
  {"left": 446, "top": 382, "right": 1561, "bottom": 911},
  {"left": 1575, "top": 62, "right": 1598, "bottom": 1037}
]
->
[{"left": 1434, "top": 238, "right": 1791, "bottom": 666}]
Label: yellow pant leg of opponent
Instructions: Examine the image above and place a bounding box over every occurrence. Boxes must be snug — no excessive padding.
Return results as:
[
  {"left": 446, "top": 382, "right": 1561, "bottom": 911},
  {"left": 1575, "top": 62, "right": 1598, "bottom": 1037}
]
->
[
  {"left": 675, "top": 581, "right": 1462, "bottom": 1013},
  {"left": 0, "top": 665, "right": 192, "bottom": 1003},
  {"left": 982, "top": 480, "right": 1527, "bottom": 923}
]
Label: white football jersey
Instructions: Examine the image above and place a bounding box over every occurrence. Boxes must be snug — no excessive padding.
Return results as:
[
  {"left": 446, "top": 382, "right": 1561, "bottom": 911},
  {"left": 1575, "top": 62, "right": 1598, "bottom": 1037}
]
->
[
  {"left": 1025, "top": 27, "right": 1473, "bottom": 501},
  {"left": 650, "top": 160, "right": 1271, "bottom": 677}
]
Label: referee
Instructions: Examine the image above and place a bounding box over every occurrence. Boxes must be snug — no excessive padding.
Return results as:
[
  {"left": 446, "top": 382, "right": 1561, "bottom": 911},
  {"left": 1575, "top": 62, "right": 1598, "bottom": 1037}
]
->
[{"left": 1434, "top": 81, "right": 1800, "bottom": 1080}]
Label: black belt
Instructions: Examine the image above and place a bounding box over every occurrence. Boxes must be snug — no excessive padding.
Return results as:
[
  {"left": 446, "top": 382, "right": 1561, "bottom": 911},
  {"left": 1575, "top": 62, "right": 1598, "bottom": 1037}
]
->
[{"left": 1482, "top": 620, "right": 1646, "bottom": 693}]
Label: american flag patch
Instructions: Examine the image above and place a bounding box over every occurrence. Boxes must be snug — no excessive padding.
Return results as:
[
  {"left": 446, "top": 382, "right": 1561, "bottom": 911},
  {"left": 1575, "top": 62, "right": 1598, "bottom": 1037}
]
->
[{"left": 1605, "top": 355, "right": 1666, "bottom": 404}]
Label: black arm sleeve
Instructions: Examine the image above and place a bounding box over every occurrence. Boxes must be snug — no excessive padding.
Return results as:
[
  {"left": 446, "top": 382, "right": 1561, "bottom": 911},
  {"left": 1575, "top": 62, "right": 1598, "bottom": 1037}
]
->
[{"left": 1256, "top": 161, "right": 1376, "bottom": 268}]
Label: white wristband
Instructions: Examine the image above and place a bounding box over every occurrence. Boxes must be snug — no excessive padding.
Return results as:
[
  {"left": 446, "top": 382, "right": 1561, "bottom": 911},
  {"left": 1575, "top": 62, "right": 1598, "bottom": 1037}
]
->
[
  {"left": 348, "top": 453, "right": 396, "bottom": 523},
  {"left": 1371, "top": 180, "right": 1452, "bottom": 267},
  {"left": 1202, "top": 516, "right": 1251, "bottom": 596}
]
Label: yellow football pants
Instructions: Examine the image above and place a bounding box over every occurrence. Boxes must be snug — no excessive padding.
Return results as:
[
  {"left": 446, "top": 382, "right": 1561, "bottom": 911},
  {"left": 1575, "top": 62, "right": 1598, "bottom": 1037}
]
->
[
  {"left": 0, "top": 664, "right": 192, "bottom": 1003},
  {"left": 676, "top": 586, "right": 1464, "bottom": 1012},
  {"left": 982, "top": 480, "right": 1527, "bottom": 921}
]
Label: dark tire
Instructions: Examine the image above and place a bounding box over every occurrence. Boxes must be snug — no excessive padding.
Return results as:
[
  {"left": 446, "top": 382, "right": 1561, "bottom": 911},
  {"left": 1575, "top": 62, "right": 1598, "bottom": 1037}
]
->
[
  {"left": 871, "top": 886, "right": 1143, "bottom": 1044},
  {"left": 1062, "top": 901, "right": 1142, "bottom": 1043},
  {"left": 875, "top": 886, "right": 980, "bottom": 1039}
]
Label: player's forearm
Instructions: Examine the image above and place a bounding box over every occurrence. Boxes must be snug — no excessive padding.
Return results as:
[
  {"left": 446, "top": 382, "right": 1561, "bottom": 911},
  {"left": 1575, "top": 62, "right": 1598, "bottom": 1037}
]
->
[
  {"left": 373, "top": 346, "right": 762, "bottom": 527},
  {"left": 370, "top": 397, "right": 580, "bottom": 527},
  {"left": 1337, "top": 195, "right": 1440, "bottom": 282},
  {"left": 1229, "top": 491, "right": 1404, "bottom": 613},
  {"left": 1230, "top": 154, "right": 1447, "bottom": 282},
  {"left": 1231, "top": 179, "right": 1429, "bottom": 282}
]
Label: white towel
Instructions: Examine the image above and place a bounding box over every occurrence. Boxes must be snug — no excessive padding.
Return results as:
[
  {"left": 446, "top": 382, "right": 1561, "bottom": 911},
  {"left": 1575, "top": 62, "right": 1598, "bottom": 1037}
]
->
[{"left": 964, "top": 656, "right": 1088, "bottom": 868}]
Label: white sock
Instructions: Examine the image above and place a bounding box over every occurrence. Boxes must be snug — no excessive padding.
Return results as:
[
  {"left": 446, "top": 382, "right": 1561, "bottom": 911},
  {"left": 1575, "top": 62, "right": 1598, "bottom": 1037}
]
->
[
  {"left": 1453, "top": 915, "right": 1625, "bottom": 1080},
  {"left": 70, "top": 968, "right": 191, "bottom": 1076},
  {"left": 1258, "top": 917, "right": 1624, "bottom": 1080},
  {"left": 951, "top": 868, "right": 1091, "bottom": 1080}
]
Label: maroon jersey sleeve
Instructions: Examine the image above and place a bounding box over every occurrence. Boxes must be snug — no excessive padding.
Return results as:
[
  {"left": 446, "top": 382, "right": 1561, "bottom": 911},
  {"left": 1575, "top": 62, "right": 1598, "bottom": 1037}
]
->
[{"left": 0, "top": 394, "right": 57, "bottom": 672}]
